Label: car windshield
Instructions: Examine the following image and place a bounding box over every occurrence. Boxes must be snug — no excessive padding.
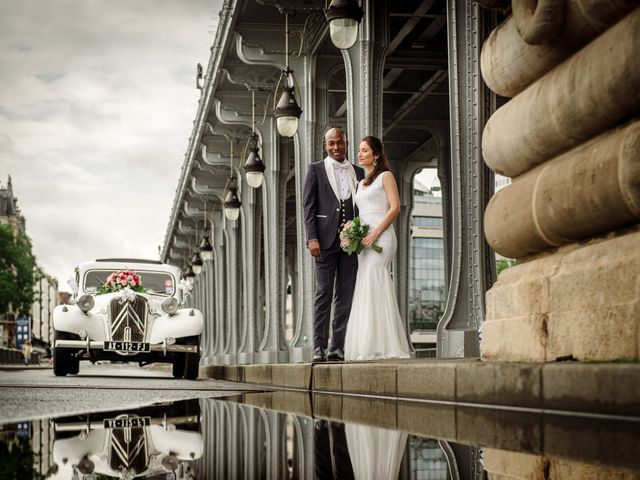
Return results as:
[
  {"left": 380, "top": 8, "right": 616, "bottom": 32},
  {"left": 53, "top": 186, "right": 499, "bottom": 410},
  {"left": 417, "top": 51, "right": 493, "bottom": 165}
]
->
[{"left": 83, "top": 269, "right": 176, "bottom": 296}]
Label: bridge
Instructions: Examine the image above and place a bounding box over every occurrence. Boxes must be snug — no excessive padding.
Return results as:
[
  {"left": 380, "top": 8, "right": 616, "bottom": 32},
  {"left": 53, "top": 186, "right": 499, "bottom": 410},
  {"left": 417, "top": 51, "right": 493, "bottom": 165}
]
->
[
  {"left": 157, "top": 2, "right": 640, "bottom": 475},
  {"left": 161, "top": 0, "right": 639, "bottom": 366}
]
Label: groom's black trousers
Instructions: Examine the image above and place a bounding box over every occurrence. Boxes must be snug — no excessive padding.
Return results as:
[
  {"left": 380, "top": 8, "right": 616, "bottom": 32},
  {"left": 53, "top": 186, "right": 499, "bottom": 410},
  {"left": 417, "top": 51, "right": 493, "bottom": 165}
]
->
[{"left": 313, "top": 238, "right": 358, "bottom": 351}]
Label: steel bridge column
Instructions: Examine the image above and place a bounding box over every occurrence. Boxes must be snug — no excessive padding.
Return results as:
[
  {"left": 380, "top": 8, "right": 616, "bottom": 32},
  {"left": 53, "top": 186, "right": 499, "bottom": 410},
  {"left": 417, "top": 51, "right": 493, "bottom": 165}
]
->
[{"left": 437, "top": 0, "right": 495, "bottom": 357}]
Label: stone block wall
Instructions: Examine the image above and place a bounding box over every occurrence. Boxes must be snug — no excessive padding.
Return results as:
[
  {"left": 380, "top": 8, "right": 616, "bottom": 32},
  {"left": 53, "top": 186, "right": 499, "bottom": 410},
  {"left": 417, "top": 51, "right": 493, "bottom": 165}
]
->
[{"left": 480, "top": 2, "right": 640, "bottom": 361}]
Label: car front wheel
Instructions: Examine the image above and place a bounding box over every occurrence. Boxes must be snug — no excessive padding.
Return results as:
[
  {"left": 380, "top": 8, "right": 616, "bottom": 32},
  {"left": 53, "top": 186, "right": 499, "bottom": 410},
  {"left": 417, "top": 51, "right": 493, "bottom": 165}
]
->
[
  {"left": 53, "top": 331, "right": 79, "bottom": 376},
  {"left": 173, "top": 335, "right": 200, "bottom": 380}
]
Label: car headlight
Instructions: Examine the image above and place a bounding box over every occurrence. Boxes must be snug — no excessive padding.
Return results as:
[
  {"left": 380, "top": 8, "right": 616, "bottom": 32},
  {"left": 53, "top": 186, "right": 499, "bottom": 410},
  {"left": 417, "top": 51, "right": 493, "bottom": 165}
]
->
[
  {"left": 161, "top": 297, "right": 179, "bottom": 315},
  {"left": 77, "top": 456, "right": 95, "bottom": 474},
  {"left": 162, "top": 454, "right": 179, "bottom": 472},
  {"left": 77, "top": 295, "right": 95, "bottom": 314}
]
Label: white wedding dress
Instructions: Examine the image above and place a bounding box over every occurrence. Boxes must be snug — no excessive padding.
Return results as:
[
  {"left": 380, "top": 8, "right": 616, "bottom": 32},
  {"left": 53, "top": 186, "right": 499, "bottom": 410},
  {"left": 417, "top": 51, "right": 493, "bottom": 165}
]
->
[
  {"left": 345, "top": 423, "right": 408, "bottom": 480},
  {"left": 344, "top": 171, "right": 411, "bottom": 361}
]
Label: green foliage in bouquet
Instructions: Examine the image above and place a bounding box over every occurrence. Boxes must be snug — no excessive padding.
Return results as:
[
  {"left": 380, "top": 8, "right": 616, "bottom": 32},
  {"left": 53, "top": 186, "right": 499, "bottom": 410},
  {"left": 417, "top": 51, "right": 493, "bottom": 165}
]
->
[{"left": 339, "top": 216, "right": 383, "bottom": 256}]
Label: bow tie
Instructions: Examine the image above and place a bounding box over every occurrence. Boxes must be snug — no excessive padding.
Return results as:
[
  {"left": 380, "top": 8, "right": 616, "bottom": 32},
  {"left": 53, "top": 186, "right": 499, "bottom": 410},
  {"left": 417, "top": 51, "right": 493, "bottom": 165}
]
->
[{"left": 333, "top": 161, "right": 350, "bottom": 170}]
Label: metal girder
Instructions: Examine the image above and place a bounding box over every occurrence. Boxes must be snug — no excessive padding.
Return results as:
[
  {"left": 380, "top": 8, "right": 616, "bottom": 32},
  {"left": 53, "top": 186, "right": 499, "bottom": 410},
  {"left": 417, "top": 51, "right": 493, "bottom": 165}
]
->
[
  {"left": 383, "top": 70, "right": 448, "bottom": 135},
  {"left": 387, "top": 0, "right": 438, "bottom": 55}
]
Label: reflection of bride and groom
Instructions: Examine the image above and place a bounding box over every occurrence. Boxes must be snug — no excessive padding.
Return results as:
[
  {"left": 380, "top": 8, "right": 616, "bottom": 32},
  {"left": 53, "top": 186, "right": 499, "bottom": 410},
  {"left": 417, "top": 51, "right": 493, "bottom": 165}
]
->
[
  {"left": 303, "top": 127, "right": 411, "bottom": 363},
  {"left": 304, "top": 127, "right": 411, "bottom": 478}
]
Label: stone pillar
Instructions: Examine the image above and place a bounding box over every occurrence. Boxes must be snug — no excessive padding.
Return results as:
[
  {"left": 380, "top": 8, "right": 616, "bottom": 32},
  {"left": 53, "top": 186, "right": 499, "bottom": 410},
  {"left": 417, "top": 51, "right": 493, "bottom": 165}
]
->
[{"left": 480, "top": 6, "right": 640, "bottom": 362}]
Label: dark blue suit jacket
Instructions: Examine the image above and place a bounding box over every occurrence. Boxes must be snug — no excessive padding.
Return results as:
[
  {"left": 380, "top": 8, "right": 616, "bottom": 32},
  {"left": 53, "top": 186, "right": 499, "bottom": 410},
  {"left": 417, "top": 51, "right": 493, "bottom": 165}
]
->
[{"left": 303, "top": 158, "right": 365, "bottom": 251}]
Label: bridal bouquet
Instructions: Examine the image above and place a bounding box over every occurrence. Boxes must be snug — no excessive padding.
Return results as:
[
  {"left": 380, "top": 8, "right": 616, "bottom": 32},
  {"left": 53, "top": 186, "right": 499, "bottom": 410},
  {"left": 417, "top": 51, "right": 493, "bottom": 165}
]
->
[{"left": 339, "top": 217, "right": 383, "bottom": 255}]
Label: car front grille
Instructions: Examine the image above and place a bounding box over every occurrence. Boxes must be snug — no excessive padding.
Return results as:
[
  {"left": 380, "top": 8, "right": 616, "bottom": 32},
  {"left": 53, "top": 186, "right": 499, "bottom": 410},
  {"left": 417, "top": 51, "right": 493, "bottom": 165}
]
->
[
  {"left": 109, "top": 425, "right": 148, "bottom": 474},
  {"left": 109, "top": 295, "right": 148, "bottom": 342}
]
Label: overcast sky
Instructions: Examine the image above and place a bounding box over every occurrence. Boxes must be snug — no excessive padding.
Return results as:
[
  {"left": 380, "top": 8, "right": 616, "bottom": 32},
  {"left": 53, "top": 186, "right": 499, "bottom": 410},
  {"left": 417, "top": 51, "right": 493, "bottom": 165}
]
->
[{"left": 0, "top": 0, "right": 220, "bottom": 291}]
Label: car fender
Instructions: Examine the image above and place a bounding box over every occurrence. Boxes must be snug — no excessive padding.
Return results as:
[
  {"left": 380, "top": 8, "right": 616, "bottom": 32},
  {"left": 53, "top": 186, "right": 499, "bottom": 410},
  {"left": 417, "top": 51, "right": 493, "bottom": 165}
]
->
[
  {"left": 148, "top": 308, "right": 203, "bottom": 343},
  {"left": 52, "top": 304, "right": 107, "bottom": 340},
  {"left": 52, "top": 429, "right": 107, "bottom": 468},
  {"left": 148, "top": 425, "right": 204, "bottom": 459}
]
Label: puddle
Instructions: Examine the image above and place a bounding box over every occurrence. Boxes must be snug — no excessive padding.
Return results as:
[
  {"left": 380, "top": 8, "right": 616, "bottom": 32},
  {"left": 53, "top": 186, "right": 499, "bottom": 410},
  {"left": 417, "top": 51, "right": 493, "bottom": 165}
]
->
[{"left": 1, "top": 392, "right": 637, "bottom": 479}]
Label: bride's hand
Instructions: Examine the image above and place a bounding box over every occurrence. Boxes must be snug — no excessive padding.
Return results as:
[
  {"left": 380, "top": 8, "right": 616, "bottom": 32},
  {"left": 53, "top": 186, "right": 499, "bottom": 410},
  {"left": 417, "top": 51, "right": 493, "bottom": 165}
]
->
[{"left": 363, "top": 230, "right": 380, "bottom": 247}]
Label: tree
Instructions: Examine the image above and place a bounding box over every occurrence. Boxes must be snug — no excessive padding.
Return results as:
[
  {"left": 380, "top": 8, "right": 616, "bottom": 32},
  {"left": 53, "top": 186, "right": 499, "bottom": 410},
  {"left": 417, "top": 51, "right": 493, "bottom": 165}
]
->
[
  {"left": 496, "top": 259, "right": 516, "bottom": 277},
  {"left": 0, "top": 224, "right": 36, "bottom": 316}
]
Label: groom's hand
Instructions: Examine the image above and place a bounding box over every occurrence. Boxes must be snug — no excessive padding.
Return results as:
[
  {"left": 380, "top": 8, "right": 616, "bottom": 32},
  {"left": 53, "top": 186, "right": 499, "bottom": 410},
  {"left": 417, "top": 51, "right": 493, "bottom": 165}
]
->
[{"left": 308, "top": 240, "right": 321, "bottom": 257}]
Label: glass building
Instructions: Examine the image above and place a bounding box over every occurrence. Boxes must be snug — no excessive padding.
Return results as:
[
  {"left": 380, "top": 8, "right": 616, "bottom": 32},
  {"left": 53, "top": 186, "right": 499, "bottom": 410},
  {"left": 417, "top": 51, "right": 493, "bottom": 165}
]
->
[{"left": 409, "top": 176, "right": 445, "bottom": 348}]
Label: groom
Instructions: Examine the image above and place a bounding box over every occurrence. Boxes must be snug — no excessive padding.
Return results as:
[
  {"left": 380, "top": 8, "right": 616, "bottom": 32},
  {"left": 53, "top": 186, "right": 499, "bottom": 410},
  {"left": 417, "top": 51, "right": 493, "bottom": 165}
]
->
[{"left": 303, "top": 127, "right": 365, "bottom": 362}]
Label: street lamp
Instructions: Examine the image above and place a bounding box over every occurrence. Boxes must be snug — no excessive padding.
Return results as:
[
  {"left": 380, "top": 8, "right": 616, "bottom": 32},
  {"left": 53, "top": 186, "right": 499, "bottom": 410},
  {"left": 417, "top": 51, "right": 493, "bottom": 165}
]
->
[
  {"left": 275, "top": 82, "right": 302, "bottom": 138},
  {"left": 223, "top": 138, "right": 242, "bottom": 221},
  {"left": 223, "top": 186, "right": 241, "bottom": 221},
  {"left": 244, "top": 91, "right": 265, "bottom": 188},
  {"left": 190, "top": 252, "right": 203, "bottom": 275},
  {"left": 199, "top": 235, "right": 213, "bottom": 261},
  {"left": 184, "top": 265, "right": 195, "bottom": 284},
  {"left": 274, "top": 13, "right": 302, "bottom": 137},
  {"left": 324, "top": 0, "right": 363, "bottom": 50}
]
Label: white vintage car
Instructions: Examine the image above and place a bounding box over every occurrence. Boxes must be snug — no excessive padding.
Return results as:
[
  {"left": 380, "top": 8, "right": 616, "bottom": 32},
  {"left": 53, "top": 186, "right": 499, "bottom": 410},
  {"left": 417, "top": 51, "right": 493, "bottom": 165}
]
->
[
  {"left": 50, "top": 400, "right": 203, "bottom": 479},
  {"left": 52, "top": 259, "right": 203, "bottom": 379}
]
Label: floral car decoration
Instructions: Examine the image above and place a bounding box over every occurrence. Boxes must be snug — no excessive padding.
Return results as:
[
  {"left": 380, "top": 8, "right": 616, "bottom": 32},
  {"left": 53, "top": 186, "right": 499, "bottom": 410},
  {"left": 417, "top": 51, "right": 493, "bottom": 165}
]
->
[{"left": 97, "top": 269, "right": 145, "bottom": 294}]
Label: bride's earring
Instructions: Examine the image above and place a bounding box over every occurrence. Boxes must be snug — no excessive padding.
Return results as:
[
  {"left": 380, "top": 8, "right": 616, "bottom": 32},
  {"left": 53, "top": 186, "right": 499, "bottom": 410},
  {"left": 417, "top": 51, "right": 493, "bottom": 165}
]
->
[{"left": 373, "top": 159, "right": 378, "bottom": 167}]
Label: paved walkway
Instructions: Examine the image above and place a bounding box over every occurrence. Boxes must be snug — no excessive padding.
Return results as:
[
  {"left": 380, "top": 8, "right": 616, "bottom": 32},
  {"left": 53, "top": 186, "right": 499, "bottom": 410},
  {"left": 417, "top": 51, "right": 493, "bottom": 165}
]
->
[{"left": 202, "top": 358, "right": 640, "bottom": 418}]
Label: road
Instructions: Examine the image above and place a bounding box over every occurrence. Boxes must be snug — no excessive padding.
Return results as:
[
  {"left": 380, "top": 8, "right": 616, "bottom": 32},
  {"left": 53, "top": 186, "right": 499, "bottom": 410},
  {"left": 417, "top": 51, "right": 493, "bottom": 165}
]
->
[{"left": 0, "top": 363, "right": 266, "bottom": 424}]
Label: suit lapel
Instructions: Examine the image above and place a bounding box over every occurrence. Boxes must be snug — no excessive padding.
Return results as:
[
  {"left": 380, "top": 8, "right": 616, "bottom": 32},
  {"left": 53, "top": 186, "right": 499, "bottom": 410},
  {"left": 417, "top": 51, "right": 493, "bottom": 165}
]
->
[{"left": 323, "top": 157, "right": 341, "bottom": 202}]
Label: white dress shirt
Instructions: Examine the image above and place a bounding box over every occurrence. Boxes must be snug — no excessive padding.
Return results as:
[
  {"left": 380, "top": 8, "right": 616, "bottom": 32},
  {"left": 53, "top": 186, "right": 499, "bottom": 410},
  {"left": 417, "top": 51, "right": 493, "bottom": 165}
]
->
[{"left": 332, "top": 159, "right": 352, "bottom": 200}]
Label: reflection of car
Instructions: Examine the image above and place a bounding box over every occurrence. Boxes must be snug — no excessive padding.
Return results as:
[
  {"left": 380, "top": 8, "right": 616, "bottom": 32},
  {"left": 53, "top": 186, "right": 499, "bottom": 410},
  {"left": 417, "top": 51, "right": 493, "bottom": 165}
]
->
[
  {"left": 51, "top": 400, "right": 202, "bottom": 480},
  {"left": 53, "top": 259, "right": 203, "bottom": 379}
]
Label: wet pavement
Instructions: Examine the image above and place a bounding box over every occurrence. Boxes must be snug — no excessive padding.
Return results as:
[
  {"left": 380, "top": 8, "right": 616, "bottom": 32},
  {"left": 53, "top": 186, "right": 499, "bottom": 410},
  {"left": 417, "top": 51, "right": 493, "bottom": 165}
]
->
[{"left": 1, "top": 364, "right": 638, "bottom": 479}]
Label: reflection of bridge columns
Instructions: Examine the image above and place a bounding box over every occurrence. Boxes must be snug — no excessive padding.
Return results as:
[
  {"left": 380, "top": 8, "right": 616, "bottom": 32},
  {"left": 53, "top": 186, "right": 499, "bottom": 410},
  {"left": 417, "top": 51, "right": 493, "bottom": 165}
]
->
[{"left": 195, "top": 398, "right": 314, "bottom": 480}]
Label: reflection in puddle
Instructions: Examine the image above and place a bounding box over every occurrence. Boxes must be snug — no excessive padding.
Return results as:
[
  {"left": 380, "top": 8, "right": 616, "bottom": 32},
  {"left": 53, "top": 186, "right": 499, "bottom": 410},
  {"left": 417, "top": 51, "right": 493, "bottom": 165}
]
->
[{"left": 1, "top": 393, "right": 638, "bottom": 479}]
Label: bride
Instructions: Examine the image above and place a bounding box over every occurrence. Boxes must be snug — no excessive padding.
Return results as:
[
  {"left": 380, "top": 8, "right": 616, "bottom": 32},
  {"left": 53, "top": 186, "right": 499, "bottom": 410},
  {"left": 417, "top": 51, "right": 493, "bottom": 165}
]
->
[{"left": 344, "top": 136, "right": 411, "bottom": 361}]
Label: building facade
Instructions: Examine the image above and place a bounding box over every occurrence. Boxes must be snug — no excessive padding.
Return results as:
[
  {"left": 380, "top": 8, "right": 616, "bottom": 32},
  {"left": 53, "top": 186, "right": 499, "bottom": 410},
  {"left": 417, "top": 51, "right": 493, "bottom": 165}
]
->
[
  {"left": 0, "top": 177, "right": 58, "bottom": 350},
  {"left": 408, "top": 176, "right": 445, "bottom": 352}
]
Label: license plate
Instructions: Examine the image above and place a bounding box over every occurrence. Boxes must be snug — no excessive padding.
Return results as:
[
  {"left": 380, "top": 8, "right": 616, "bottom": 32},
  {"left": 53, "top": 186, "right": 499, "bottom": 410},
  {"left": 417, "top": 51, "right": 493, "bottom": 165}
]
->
[
  {"left": 104, "top": 341, "right": 150, "bottom": 352},
  {"left": 103, "top": 417, "right": 150, "bottom": 428}
]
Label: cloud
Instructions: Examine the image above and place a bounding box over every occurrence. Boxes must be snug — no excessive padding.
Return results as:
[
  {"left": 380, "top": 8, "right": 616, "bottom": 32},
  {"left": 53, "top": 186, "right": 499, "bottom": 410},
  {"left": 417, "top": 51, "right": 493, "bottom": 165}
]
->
[{"left": 0, "top": 0, "right": 221, "bottom": 290}]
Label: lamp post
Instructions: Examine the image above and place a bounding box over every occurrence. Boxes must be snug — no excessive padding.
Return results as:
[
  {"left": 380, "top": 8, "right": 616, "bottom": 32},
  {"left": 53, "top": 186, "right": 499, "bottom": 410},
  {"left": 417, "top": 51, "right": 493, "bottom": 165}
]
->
[
  {"left": 191, "top": 252, "right": 203, "bottom": 275},
  {"left": 199, "top": 235, "right": 213, "bottom": 261},
  {"left": 223, "top": 139, "right": 242, "bottom": 221},
  {"left": 324, "top": 0, "right": 363, "bottom": 50},
  {"left": 244, "top": 91, "right": 266, "bottom": 188},
  {"left": 275, "top": 13, "right": 302, "bottom": 137},
  {"left": 184, "top": 265, "right": 195, "bottom": 284}
]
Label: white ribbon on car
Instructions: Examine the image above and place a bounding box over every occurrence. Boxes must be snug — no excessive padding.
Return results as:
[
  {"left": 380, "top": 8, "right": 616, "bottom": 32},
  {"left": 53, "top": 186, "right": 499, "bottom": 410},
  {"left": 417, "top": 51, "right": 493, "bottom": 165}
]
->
[
  {"left": 178, "top": 279, "right": 193, "bottom": 305},
  {"left": 116, "top": 287, "right": 137, "bottom": 304}
]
